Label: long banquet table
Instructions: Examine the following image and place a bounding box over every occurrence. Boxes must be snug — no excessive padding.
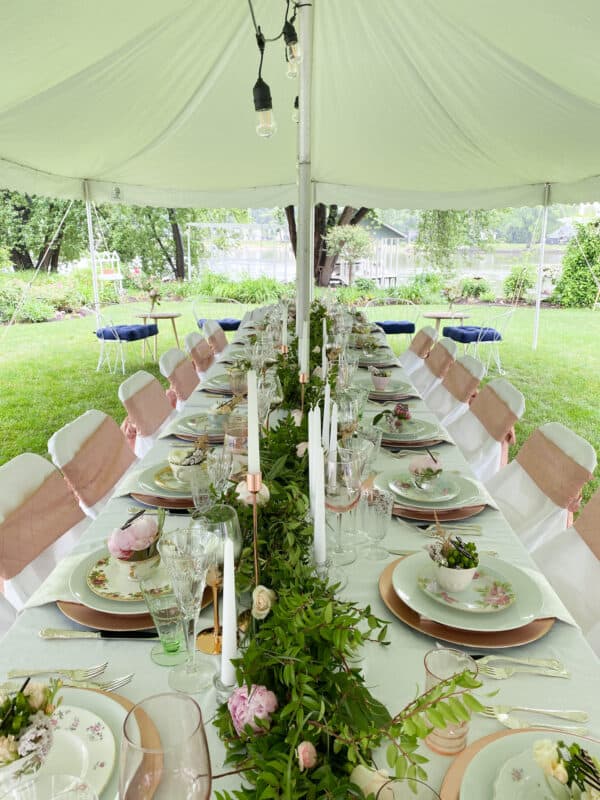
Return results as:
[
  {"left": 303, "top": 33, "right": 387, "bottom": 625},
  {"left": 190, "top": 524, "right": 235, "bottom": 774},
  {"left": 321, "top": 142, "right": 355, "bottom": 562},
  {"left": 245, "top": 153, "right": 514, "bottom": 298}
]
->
[{"left": 2, "top": 312, "right": 600, "bottom": 798}]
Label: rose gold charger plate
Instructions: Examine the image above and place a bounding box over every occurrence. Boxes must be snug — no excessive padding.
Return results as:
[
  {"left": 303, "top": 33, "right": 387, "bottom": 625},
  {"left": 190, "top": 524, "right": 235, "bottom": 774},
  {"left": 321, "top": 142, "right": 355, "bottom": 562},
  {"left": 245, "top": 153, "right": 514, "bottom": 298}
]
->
[
  {"left": 392, "top": 503, "right": 486, "bottom": 522},
  {"left": 379, "top": 559, "right": 555, "bottom": 648},
  {"left": 382, "top": 438, "right": 446, "bottom": 450},
  {"left": 439, "top": 728, "right": 600, "bottom": 800},
  {"left": 130, "top": 492, "right": 195, "bottom": 510}
]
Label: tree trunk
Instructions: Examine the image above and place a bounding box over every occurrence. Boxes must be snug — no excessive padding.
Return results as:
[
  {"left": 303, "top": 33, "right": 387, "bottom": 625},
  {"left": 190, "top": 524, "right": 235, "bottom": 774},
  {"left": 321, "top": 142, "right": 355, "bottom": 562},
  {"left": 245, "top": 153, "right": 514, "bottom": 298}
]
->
[
  {"left": 10, "top": 247, "right": 34, "bottom": 270},
  {"left": 285, "top": 205, "right": 297, "bottom": 256},
  {"left": 168, "top": 209, "right": 186, "bottom": 280}
]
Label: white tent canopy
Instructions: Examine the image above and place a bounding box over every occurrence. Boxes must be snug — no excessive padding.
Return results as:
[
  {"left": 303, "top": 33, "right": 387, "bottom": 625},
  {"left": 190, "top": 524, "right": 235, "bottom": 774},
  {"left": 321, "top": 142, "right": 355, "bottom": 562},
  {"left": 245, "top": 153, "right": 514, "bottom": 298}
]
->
[{"left": 2, "top": 0, "right": 600, "bottom": 210}]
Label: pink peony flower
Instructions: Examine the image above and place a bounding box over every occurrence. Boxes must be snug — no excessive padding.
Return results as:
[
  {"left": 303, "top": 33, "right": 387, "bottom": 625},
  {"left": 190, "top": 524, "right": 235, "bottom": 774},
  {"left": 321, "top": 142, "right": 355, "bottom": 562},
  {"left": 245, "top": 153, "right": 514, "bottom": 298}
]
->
[
  {"left": 297, "top": 741, "right": 317, "bottom": 771},
  {"left": 107, "top": 517, "right": 158, "bottom": 560},
  {"left": 409, "top": 455, "right": 440, "bottom": 475},
  {"left": 227, "top": 684, "right": 278, "bottom": 736}
]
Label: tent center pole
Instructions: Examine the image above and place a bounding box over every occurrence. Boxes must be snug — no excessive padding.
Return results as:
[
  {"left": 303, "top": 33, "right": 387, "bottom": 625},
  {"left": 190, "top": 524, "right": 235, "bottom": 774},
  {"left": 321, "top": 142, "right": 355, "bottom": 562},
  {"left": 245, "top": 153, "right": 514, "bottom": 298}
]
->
[
  {"left": 83, "top": 181, "right": 101, "bottom": 326},
  {"left": 295, "top": 0, "right": 314, "bottom": 333},
  {"left": 532, "top": 182, "right": 551, "bottom": 350}
]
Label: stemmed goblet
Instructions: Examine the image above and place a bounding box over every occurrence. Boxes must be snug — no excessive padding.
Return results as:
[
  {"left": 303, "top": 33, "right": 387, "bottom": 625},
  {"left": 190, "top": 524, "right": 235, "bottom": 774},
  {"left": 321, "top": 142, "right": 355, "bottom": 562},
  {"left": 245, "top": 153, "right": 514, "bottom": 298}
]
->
[
  {"left": 324, "top": 453, "right": 362, "bottom": 571},
  {"left": 157, "top": 527, "right": 219, "bottom": 693}
]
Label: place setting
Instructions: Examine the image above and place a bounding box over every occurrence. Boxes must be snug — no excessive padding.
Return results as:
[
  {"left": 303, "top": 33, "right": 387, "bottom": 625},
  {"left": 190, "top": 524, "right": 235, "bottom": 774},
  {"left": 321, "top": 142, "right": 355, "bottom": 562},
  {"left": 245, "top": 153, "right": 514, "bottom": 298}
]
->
[
  {"left": 354, "top": 369, "right": 419, "bottom": 403},
  {"left": 370, "top": 405, "right": 452, "bottom": 451}
]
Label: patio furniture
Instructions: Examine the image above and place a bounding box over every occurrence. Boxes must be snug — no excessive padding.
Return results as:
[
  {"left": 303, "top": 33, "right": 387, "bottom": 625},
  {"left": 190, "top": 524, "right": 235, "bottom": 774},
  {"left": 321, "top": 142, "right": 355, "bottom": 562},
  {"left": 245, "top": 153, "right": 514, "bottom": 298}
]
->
[
  {"left": 94, "top": 317, "right": 159, "bottom": 374},
  {"left": 443, "top": 308, "right": 514, "bottom": 374},
  {"left": 136, "top": 311, "right": 183, "bottom": 359},
  {"left": 193, "top": 298, "right": 242, "bottom": 333},
  {"left": 423, "top": 310, "right": 470, "bottom": 333}
]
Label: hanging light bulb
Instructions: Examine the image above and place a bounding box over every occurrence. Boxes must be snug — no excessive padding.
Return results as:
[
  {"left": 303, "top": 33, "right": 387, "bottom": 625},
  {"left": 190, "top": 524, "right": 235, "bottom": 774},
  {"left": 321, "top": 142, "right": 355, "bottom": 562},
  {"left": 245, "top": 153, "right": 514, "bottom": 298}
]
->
[
  {"left": 283, "top": 19, "right": 302, "bottom": 78},
  {"left": 292, "top": 96, "right": 299, "bottom": 124},
  {"left": 253, "top": 77, "right": 277, "bottom": 138}
]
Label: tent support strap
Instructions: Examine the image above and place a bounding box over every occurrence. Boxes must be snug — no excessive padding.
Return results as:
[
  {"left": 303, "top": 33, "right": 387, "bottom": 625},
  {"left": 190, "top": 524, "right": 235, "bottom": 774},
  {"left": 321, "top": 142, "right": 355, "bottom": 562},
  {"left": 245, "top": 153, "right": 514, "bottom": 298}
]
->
[
  {"left": 532, "top": 182, "right": 551, "bottom": 350},
  {"left": 83, "top": 181, "right": 101, "bottom": 325},
  {"left": 295, "top": 0, "right": 314, "bottom": 332}
]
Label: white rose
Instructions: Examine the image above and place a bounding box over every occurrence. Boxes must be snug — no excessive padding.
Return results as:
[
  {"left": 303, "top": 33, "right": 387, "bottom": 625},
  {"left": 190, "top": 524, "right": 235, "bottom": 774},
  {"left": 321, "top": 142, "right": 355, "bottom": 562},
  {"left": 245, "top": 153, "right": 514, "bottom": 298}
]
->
[
  {"left": 235, "top": 481, "right": 270, "bottom": 506},
  {"left": 24, "top": 682, "right": 46, "bottom": 711},
  {"left": 252, "top": 585, "right": 277, "bottom": 620},
  {"left": 0, "top": 735, "right": 18, "bottom": 765},
  {"left": 312, "top": 345, "right": 321, "bottom": 353},
  {"left": 311, "top": 367, "right": 323, "bottom": 380},
  {"left": 291, "top": 409, "right": 303, "bottom": 426},
  {"left": 533, "top": 739, "right": 559, "bottom": 774},
  {"left": 296, "top": 442, "right": 308, "bottom": 458},
  {"left": 552, "top": 763, "right": 569, "bottom": 784},
  {"left": 349, "top": 766, "right": 394, "bottom": 799}
]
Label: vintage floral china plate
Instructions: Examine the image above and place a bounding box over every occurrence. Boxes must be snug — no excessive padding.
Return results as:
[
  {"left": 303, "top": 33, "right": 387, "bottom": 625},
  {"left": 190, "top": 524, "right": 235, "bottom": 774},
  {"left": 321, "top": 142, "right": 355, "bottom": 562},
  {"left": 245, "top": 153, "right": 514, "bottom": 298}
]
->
[
  {"left": 418, "top": 564, "right": 516, "bottom": 614},
  {"left": 85, "top": 553, "right": 170, "bottom": 603}
]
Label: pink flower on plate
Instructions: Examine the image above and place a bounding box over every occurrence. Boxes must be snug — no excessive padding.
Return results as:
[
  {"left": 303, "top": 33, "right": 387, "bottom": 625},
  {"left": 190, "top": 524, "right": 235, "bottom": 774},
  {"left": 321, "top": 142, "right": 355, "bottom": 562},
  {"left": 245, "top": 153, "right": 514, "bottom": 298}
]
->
[
  {"left": 297, "top": 741, "right": 317, "bottom": 771},
  {"left": 409, "top": 455, "right": 440, "bottom": 475},
  {"left": 227, "top": 684, "right": 278, "bottom": 736},
  {"left": 107, "top": 517, "right": 158, "bottom": 559}
]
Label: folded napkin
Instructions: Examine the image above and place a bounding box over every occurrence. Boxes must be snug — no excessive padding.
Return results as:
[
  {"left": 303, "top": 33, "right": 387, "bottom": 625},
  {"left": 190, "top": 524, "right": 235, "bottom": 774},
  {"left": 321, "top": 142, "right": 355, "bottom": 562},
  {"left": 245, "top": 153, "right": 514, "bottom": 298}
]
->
[
  {"left": 521, "top": 566, "right": 579, "bottom": 628},
  {"left": 112, "top": 469, "right": 147, "bottom": 498},
  {"left": 23, "top": 551, "right": 90, "bottom": 609}
]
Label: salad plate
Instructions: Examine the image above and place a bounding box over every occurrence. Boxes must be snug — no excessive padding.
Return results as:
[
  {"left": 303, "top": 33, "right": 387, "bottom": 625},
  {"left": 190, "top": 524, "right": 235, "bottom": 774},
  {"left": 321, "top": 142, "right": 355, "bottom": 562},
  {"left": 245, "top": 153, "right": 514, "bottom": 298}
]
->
[
  {"left": 69, "top": 548, "right": 149, "bottom": 615},
  {"left": 86, "top": 553, "right": 170, "bottom": 603},
  {"left": 137, "top": 463, "right": 194, "bottom": 498},
  {"left": 388, "top": 472, "right": 461, "bottom": 504},
  {"left": 375, "top": 471, "right": 483, "bottom": 511},
  {"left": 391, "top": 552, "right": 542, "bottom": 632},
  {"left": 374, "top": 417, "right": 441, "bottom": 442},
  {"left": 418, "top": 563, "right": 516, "bottom": 614}
]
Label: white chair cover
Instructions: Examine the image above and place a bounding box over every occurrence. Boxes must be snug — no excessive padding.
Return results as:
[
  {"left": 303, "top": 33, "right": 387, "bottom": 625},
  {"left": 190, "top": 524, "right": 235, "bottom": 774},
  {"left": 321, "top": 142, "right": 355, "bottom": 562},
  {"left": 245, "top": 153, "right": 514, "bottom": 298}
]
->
[
  {"left": 204, "top": 320, "right": 228, "bottom": 358},
  {"left": 411, "top": 338, "right": 457, "bottom": 398},
  {"left": 118, "top": 371, "right": 176, "bottom": 458},
  {"left": 184, "top": 332, "right": 215, "bottom": 378},
  {"left": 0, "top": 454, "right": 89, "bottom": 609},
  {"left": 486, "top": 422, "right": 596, "bottom": 551},
  {"left": 0, "top": 595, "right": 16, "bottom": 639},
  {"left": 398, "top": 326, "right": 437, "bottom": 375},
  {"left": 425, "top": 355, "right": 485, "bottom": 426},
  {"left": 48, "top": 409, "right": 137, "bottom": 518},
  {"left": 159, "top": 348, "right": 199, "bottom": 410},
  {"left": 447, "top": 378, "right": 524, "bottom": 482}
]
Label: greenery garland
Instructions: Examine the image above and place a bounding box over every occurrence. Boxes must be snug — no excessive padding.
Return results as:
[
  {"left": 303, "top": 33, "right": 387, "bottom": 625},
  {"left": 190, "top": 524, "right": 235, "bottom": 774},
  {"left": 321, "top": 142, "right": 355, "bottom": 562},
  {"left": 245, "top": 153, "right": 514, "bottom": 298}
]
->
[{"left": 213, "top": 302, "right": 482, "bottom": 799}]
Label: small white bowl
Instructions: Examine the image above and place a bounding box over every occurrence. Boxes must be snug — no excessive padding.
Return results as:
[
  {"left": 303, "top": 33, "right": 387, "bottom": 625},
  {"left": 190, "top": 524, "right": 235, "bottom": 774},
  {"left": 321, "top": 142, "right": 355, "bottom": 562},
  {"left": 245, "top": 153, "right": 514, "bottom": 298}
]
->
[
  {"left": 435, "top": 564, "right": 476, "bottom": 592},
  {"left": 371, "top": 375, "right": 391, "bottom": 391}
]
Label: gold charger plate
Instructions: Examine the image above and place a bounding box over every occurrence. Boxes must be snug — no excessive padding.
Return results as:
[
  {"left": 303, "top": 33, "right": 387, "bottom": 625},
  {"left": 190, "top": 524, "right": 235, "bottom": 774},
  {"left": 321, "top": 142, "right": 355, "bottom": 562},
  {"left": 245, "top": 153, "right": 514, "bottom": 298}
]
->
[
  {"left": 56, "top": 601, "right": 155, "bottom": 631},
  {"left": 379, "top": 559, "right": 555, "bottom": 648},
  {"left": 382, "top": 438, "right": 446, "bottom": 450},
  {"left": 130, "top": 492, "right": 195, "bottom": 510},
  {"left": 438, "top": 728, "right": 600, "bottom": 800}
]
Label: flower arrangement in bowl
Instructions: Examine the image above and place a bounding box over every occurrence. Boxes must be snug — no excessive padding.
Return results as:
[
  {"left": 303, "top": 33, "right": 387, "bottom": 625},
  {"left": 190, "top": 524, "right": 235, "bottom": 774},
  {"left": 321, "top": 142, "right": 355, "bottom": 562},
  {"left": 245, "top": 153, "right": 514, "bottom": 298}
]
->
[
  {"left": 373, "top": 402, "right": 411, "bottom": 431},
  {"left": 428, "top": 536, "right": 479, "bottom": 592},
  {"left": 534, "top": 739, "right": 600, "bottom": 799},
  {"left": 369, "top": 367, "right": 392, "bottom": 391},
  {"left": 409, "top": 454, "right": 443, "bottom": 491},
  {"left": 107, "top": 510, "right": 165, "bottom": 581},
  {"left": 0, "top": 679, "right": 61, "bottom": 789},
  {"left": 168, "top": 444, "right": 208, "bottom": 484}
]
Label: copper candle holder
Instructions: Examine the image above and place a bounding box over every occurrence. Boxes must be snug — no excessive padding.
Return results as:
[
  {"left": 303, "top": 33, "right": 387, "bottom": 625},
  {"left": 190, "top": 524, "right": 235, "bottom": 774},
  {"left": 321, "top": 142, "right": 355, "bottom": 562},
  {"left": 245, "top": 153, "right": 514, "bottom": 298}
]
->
[
  {"left": 279, "top": 344, "right": 289, "bottom": 356},
  {"left": 299, "top": 371, "right": 309, "bottom": 415}
]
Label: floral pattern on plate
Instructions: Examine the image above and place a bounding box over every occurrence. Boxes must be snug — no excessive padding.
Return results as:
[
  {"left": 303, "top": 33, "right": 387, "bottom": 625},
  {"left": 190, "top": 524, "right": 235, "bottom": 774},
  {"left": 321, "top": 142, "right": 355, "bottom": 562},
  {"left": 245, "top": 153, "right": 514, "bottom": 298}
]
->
[
  {"left": 86, "top": 555, "right": 170, "bottom": 602},
  {"left": 418, "top": 566, "right": 515, "bottom": 614}
]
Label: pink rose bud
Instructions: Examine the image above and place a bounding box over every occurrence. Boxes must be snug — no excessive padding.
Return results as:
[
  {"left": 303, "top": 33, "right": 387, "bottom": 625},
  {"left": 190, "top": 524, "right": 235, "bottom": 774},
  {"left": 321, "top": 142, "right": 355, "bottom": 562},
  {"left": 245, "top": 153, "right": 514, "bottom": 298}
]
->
[{"left": 297, "top": 741, "right": 317, "bottom": 772}]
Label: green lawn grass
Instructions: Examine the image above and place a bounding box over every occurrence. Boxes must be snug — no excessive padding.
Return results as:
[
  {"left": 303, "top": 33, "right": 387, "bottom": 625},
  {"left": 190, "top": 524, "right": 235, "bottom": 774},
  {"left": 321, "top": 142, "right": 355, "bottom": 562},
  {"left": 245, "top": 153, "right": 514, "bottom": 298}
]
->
[{"left": 1, "top": 298, "right": 598, "bottom": 503}]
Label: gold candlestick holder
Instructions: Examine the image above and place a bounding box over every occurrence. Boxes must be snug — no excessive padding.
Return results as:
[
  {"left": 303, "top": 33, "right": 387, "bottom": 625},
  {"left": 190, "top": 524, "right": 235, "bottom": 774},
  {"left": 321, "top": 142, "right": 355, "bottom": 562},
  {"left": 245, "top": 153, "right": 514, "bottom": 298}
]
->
[
  {"left": 246, "top": 471, "right": 262, "bottom": 586},
  {"left": 196, "top": 567, "right": 222, "bottom": 655},
  {"left": 299, "top": 372, "right": 309, "bottom": 415},
  {"left": 279, "top": 343, "right": 289, "bottom": 356}
]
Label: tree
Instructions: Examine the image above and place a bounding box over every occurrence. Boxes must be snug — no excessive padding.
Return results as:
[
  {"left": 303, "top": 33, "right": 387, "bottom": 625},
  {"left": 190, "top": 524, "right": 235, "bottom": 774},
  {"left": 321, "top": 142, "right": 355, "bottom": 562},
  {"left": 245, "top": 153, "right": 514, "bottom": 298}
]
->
[
  {"left": 285, "top": 204, "right": 370, "bottom": 286},
  {"left": 554, "top": 221, "right": 600, "bottom": 307},
  {"left": 415, "top": 209, "right": 497, "bottom": 271}
]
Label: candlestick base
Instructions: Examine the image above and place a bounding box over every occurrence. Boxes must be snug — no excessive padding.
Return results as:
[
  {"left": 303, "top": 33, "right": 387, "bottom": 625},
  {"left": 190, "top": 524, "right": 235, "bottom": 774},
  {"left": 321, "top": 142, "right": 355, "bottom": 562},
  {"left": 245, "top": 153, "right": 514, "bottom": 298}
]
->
[
  {"left": 299, "top": 372, "right": 309, "bottom": 415},
  {"left": 196, "top": 628, "right": 222, "bottom": 655},
  {"left": 213, "top": 674, "right": 236, "bottom": 705},
  {"left": 279, "top": 344, "right": 289, "bottom": 355}
]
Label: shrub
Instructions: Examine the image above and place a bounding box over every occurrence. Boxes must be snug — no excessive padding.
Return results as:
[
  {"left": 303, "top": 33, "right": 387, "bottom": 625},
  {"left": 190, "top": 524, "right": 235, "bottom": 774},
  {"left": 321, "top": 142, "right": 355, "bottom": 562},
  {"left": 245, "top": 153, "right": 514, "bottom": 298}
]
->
[
  {"left": 390, "top": 271, "right": 443, "bottom": 304},
  {"left": 15, "top": 297, "right": 55, "bottom": 323},
  {"left": 503, "top": 264, "right": 536, "bottom": 302},
  {"left": 553, "top": 221, "right": 600, "bottom": 307},
  {"left": 0, "top": 283, "right": 22, "bottom": 322},
  {"left": 460, "top": 276, "right": 492, "bottom": 299}
]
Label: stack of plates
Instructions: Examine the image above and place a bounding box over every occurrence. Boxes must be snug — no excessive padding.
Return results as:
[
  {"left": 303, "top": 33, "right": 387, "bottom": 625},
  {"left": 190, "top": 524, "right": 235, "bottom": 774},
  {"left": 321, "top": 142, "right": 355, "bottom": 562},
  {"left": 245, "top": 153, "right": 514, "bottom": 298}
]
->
[
  {"left": 199, "top": 374, "right": 235, "bottom": 395},
  {"left": 379, "top": 553, "right": 554, "bottom": 649},
  {"left": 170, "top": 413, "right": 226, "bottom": 443},
  {"left": 60, "top": 547, "right": 158, "bottom": 631},
  {"left": 358, "top": 348, "right": 398, "bottom": 369},
  {"left": 375, "top": 417, "right": 447, "bottom": 451},
  {"left": 375, "top": 469, "right": 487, "bottom": 521},
  {"left": 441, "top": 730, "right": 600, "bottom": 799},
  {"left": 130, "top": 462, "right": 195, "bottom": 510},
  {"left": 354, "top": 375, "right": 416, "bottom": 402}
]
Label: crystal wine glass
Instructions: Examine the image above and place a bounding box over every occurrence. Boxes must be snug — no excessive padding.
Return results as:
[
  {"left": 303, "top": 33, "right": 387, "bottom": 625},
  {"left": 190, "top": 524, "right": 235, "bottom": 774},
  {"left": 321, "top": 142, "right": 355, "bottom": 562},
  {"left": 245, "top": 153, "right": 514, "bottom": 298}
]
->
[
  {"left": 157, "top": 528, "right": 219, "bottom": 693},
  {"left": 188, "top": 464, "right": 214, "bottom": 516},
  {"left": 206, "top": 447, "right": 233, "bottom": 496},
  {"left": 324, "top": 454, "right": 361, "bottom": 569},
  {"left": 119, "top": 693, "right": 211, "bottom": 799}
]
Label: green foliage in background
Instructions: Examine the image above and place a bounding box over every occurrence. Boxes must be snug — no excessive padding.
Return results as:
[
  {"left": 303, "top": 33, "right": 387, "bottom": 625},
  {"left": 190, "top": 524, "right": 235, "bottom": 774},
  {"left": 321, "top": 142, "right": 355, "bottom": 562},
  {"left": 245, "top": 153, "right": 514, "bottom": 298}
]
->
[
  {"left": 325, "top": 225, "right": 374, "bottom": 264},
  {"left": 415, "top": 210, "right": 497, "bottom": 271},
  {"left": 460, "top": 276, "right": 493, "bottom": 299},
  {"left": 503, "top": 263, "right": 536, "bottom": 302},
  {"left": 554, "top": 221, "right": 600, "bottom": 307}
]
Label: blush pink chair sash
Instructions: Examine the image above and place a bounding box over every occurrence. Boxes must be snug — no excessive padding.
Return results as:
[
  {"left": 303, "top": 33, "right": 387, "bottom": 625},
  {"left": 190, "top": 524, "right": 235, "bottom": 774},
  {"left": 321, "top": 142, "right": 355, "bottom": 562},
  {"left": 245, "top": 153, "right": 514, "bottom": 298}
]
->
[
  {"left": 190, "top": 340, "right": 215, "bottom": 373},
  {"left": 442, "top": 362, "right": 480, "bottom": 403},
  {"left": 516, "top": 430, "right": 593, "bottom": 512},
  {"left": 208, "top": 329, "right": 227, "bottom": 354},
  {"left": 0, "top": 471, "right": 85, "bottom": 580},
  {"left": 61, "top": 416, "right": 136, "bottom": 508},
  {"left": 124, "top": 379, "right": 172, "bottom": 437},
  {"left": 169, "top": 359, "right": 199, "bottom": 401},
  {"left": 426, "top": 343, "right": 454, "bottom": 379},
  {"left": 574, "top": 490, "right": 600, "bottom": 558},
  {"left": 409, "top": 330, "right": 434, "bottom": 358},
  {"left": 470, "top": 385, "right": 518, "bottom": 443}
]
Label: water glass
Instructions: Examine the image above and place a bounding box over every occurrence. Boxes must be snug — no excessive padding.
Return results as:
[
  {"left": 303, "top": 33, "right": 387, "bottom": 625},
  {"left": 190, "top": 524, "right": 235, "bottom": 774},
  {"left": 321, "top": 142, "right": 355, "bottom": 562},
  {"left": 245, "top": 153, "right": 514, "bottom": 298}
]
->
[
  {"left": 188, "top": 467, "right": 213, "bottom": 515},
  {"left": 223, "top": 415, "right": 248, "bottom": 457},
  {"left": 0, "top": 775, "right": 97, "bottom": 800},
  {"left": 139, "top": 581, "right": 187, "bottom": 667},
  {"left": 324, "top": 455, "right": 361, "bottom": 569},
  {"left": 423, "top": 648, "right": 478, "bottom": 755},
  {"left": 119, "top": 693, "right": 211, "bottom": 799},
  {"left": 359, "top": 488, "right": 393, "bottom": 560},
  {"left": 228, "top": 368, "right": 247, "bottom": 398},
  {"left": 357, "top": 424, "right": 383, "bottom": 467},
  {"left": 206, "top": 447, "right": 233, "bottom": 495}
]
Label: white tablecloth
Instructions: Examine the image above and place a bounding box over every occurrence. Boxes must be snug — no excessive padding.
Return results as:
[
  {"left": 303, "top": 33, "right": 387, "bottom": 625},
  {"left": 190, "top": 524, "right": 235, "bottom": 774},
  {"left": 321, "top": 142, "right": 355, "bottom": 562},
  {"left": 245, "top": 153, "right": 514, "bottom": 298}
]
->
[{"left": 2, "top": 322, "right": 599, "bottom": 799}]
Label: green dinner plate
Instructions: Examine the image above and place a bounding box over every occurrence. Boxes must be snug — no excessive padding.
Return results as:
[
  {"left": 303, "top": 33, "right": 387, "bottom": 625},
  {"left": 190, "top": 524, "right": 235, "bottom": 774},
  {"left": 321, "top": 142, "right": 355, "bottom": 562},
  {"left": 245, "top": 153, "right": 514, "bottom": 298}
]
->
[
  {"left": 374, "top": 416, "right": 441, "bottom": 442},
  {"left": 355, "top": 375, "right": 414, "bottom": 396},
  {"left": 391, "top": 552, "right": 543, "bottom": 632},
  {"left": 418, "top": 563, "right": 516, "bottom": 614},
  {"left": 388, "top": 472, "right": 461, "bottom": 504},
  {"left": 375, "top": 470, "right": 482, "bottom": 510},
  {"left": 460, "top": 731, "right": 600, "bottom": 800},
  {"left": 175, "top": 413, "right": 225, "bottom": 437}
]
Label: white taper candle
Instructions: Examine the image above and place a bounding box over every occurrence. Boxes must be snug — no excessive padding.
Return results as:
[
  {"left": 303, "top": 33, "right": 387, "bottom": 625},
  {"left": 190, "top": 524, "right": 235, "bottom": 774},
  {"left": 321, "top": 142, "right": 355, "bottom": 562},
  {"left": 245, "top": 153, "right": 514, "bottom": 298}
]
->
[
  {"left": 313, "top": 446, "right": 327, "bottom": 565},
  {"left": 329, "top": 401, "right": 338, "bottom": 458},
  {"left": 220, "top": 535, "right": 237, "bottom": 686},
  {"left": 247, "top": 370, "right": 260, "bottom": 474},
  {"left": 322, "top": 383, "right": 331, "bottom": 450}
]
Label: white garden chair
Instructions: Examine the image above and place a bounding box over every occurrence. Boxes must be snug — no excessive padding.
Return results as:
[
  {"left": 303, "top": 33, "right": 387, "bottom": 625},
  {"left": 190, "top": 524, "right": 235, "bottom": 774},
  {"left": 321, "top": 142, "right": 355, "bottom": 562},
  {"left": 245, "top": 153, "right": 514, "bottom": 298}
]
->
[
  {"left": 486, "top": 422, "right": 596, "bottom": 552},
  {"left": 398, "top": 326, "right": 437, "bottom": 375},
  {"left": 426, "top": 355, "right": 486, "bottom": 426},
  {"left": 159, "top": 348, "right": 199, "bottom": 410},
  {"left": 0, "top": 453, "right": 89, "bottom": 609},
  {"left": 118, "top": 371, "right": 175, "bottom": 458},
  {"left": 94, "top": 314, "right": 158, "bottom": 375},
  {"left": 48, "top": 409, "right": 137, "bottom": 519},
  {"left": 447, "top": 378, "right": 525, "bottom": 482},
  {"left": 410, "top": 338, "right": 457, "bottom": 398}
]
